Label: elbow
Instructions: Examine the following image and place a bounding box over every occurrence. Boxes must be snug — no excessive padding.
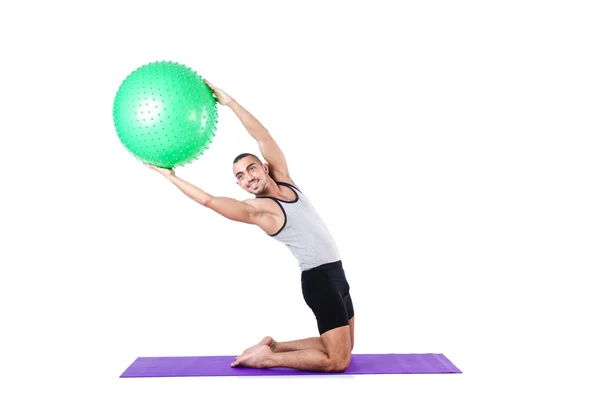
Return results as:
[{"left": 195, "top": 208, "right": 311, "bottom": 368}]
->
[{"left": 199, "top": 196, "right": 213, "bottom": 208}]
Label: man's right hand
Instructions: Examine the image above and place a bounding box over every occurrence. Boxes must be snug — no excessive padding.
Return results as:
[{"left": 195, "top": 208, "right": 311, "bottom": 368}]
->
[
  {"left": 144, "top": 163, "right": 175, "bottom": 178},
  {"left": 204, "top": 79, "right": 235, "bottom": 106}
]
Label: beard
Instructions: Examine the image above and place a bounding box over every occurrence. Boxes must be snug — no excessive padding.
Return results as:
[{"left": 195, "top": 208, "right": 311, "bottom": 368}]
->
[
  {"left": 254, "top": 183, "right": 266, "bottom": 195},
  {"left": 248, "top": 180, "right": 265, "bottom": 195}
]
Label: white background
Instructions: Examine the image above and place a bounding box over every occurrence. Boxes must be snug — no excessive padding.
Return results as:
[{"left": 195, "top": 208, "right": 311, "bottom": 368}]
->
[{"left": 1, "top": 0, "right": 599, "bottom": 396}]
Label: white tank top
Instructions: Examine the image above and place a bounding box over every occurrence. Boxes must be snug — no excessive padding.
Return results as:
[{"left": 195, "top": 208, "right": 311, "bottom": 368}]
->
[{"left": 259, "top": 182, "right": 341, "bottom": 272}]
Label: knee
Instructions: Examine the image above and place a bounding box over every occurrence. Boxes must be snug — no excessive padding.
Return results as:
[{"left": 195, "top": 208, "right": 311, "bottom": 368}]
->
[{"left": 328, "top": 355, "right": 352, "bottom": 372}]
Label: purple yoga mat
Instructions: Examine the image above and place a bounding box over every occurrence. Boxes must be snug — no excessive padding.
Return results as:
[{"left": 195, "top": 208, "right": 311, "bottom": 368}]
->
[{"left": 120, "top": 353, "right": 461, "bottom": 377}]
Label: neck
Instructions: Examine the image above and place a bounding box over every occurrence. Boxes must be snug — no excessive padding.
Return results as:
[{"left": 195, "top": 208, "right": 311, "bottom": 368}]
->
[{"left": 256, "top": 177, "right": 279, "bottom": 197}]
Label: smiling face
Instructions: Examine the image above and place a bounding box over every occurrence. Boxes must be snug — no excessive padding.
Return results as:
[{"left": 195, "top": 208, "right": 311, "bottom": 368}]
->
[{"left": 233, "top": 154, "right": 270, "bottom": 195}]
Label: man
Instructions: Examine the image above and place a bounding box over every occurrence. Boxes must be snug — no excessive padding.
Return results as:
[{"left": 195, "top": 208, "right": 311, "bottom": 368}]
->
[{"left": 145, "top": 79, "right": 355, "bottom": 372}]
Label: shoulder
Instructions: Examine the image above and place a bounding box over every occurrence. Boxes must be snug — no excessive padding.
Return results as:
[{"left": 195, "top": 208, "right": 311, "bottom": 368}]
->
[
  {"left": 243, "top": 198, "right": 280, "bottom": 213},
  {"left": 243, "top": 197, "right": 285, "bottom": 234}
]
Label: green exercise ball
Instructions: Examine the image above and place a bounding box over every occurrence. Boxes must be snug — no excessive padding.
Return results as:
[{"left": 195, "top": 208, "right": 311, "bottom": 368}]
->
[{"left": 113, "top": 61, "right": 218, "bottom": 168}]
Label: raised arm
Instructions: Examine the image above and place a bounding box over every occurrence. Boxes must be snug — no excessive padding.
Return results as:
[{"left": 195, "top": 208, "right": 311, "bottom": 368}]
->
[
  {"left": 204, "top": 79, "right": 294, "bottom": 185},
  {"left": 145, "top": 164, "right": 259, "bottom": 224}
]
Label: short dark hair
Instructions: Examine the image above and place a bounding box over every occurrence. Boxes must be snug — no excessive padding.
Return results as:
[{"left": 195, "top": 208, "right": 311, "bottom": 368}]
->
[{"left": 233, "top": 153, "right": 262, "bottom": 164}]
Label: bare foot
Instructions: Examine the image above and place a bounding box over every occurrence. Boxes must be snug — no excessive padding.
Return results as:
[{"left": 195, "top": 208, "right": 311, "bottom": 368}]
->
[
  {"left": 231, "top": 345, "right": 273, "bottom": 368},
  {"left": 236, "top": 336, "right": 276, "bottom": 359}
]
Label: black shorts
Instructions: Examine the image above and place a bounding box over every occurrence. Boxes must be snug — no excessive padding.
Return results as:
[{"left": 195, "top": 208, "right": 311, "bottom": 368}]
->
[{"left": 301, "top": 260, "right": 354, "bottom": 335}]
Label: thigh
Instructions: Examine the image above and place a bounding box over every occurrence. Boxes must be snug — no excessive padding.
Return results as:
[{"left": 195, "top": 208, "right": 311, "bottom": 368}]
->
[
  {"left": 302, "top": 273, "right": 350, "bottom": 335},
  {"left": 328, "top": 263, "right": 354, "bottom": 323},
  {"left": 349, "top": 316, "right": 354, "bottom": 350}
]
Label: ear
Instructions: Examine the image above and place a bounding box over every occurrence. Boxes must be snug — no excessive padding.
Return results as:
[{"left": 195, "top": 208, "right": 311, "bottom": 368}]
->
[{"left": 263, "top": 162, "right": 270, "bottom": 175}]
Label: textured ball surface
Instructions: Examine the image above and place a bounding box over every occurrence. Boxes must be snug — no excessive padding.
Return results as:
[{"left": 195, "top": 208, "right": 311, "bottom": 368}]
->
[{"left": 113, "top": 61, "right": 218, "bottom": 168}]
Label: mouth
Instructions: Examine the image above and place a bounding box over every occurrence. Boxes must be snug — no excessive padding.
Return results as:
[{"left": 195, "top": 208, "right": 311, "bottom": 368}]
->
[{"left": 248, "top": 181, "right": 258, "bottom": 189}]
